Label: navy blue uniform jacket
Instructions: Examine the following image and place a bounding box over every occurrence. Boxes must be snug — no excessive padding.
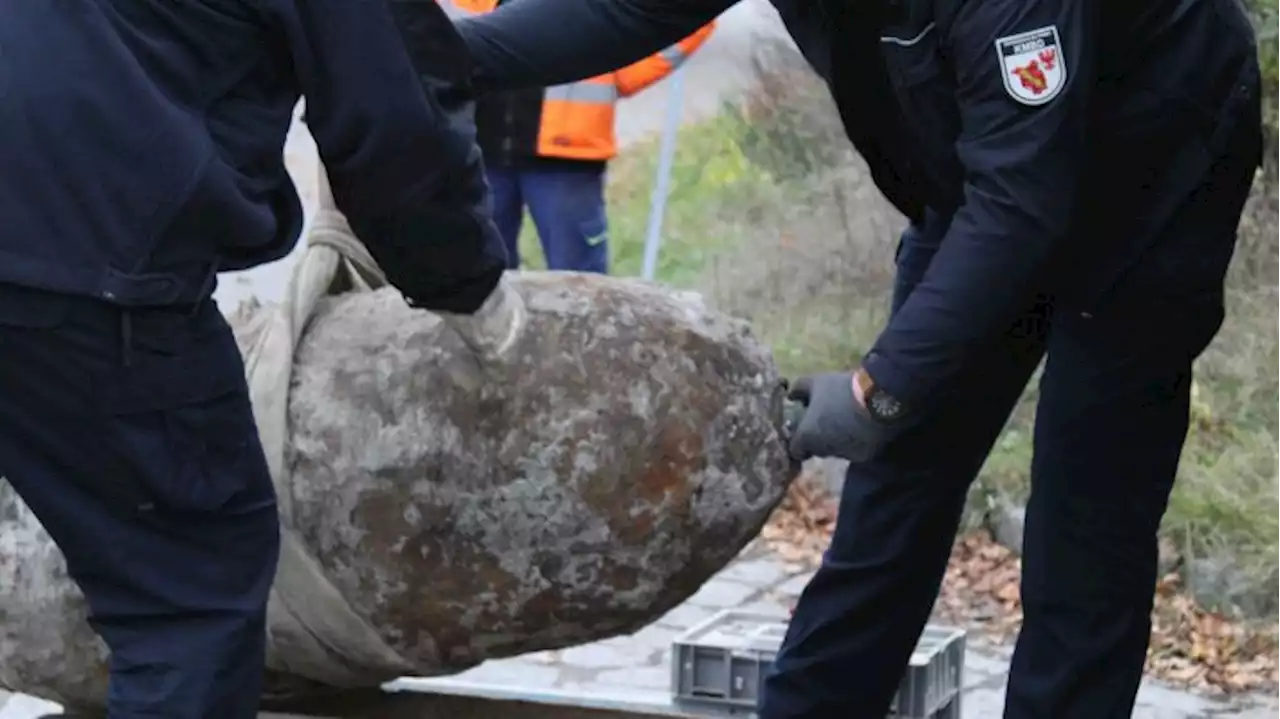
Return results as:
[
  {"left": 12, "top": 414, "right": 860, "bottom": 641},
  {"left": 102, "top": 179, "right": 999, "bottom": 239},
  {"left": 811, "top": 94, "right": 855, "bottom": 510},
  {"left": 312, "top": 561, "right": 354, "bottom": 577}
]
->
[
  {"left": 455, "top": 0, "right": 1261, "bottom": 401},
  {"left": 0, "top": 0, "right": 506, "bottom": 313}
]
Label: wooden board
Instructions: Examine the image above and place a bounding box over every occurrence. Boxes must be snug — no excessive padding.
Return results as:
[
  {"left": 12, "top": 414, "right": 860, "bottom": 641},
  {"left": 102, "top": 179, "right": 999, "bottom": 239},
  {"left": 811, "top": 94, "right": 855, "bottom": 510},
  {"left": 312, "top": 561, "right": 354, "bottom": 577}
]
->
[{"left": 263, "top": 692, "right": 671, "bottom": 719}]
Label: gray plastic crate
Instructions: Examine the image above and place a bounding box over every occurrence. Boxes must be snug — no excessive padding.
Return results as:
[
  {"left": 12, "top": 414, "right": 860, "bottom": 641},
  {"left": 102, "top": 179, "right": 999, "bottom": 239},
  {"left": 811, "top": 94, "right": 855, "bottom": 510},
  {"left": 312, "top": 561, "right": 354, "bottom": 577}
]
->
[{"left": 671, "top": 610, "right": 965, "bottom": 717}]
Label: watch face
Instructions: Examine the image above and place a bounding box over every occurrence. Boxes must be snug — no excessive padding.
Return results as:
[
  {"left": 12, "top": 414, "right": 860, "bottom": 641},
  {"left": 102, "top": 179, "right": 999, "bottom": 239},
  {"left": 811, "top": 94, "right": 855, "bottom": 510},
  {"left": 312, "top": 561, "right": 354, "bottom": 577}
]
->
[{"left": 867, "top": 390, "right": 905, "bottom": 422}]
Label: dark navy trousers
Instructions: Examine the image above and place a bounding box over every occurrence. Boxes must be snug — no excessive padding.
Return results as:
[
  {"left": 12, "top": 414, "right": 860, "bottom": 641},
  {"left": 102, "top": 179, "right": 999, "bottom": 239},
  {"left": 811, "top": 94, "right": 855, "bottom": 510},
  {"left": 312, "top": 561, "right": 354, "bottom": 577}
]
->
[
  {"left": 486, "top": 163, "right": 610, "bottom": 274},
  {"left": 758, "top": 113, "right": 1261, "bottom": 717},
  {"left": 0, "top": 287, "right": 280, "bottom": 718}
]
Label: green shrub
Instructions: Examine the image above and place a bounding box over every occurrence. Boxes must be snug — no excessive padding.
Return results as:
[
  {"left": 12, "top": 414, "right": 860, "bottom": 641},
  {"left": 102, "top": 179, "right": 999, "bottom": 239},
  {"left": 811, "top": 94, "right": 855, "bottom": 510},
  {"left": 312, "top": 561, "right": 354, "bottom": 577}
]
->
[{"left": 1249, "top": 0, "right": 1280, "bottom": 170}]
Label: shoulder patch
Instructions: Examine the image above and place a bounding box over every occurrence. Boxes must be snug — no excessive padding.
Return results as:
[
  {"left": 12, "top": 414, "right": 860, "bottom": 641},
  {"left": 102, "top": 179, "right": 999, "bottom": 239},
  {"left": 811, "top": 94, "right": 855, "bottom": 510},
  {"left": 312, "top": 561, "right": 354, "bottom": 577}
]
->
[{"left": 994, "top": 25, "right": 1066, "bottom": 106}]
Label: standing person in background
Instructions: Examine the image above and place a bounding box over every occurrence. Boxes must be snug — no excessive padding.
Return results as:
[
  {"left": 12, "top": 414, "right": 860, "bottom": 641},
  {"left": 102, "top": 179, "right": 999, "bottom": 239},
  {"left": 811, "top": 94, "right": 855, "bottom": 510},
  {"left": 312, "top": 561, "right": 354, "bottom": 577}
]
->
[{"left": 443, "top": 0, "right": 714, "bottom": 274}]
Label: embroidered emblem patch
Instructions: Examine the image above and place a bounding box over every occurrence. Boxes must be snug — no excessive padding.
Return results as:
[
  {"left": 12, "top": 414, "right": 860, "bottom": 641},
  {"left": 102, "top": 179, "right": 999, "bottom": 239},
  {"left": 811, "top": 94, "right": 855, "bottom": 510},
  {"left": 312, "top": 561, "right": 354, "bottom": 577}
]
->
[{"left": 994, "top": 25, "right": 1066, "bottom": 106}]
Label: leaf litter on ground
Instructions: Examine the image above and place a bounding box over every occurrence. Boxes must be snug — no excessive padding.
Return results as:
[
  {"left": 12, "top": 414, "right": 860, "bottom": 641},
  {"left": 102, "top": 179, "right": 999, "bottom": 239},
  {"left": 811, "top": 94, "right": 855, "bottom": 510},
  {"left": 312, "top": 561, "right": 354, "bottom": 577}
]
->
[{"left": 760, "top": 472, "right": 1279, "bottom": 696}]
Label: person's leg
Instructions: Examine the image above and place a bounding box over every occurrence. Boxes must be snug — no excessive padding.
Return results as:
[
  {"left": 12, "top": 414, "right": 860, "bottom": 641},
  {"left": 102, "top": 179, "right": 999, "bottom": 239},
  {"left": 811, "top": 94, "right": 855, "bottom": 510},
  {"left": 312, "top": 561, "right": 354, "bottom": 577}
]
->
[
  {"left": 485, "top": 165, "right": 525, "bottom": 269},
  {"left": 1006, "top": 112, "right": 1261, "bottom": 719},
  {"left": 1008, "top": 297, "right": 1224, "bottom": 718},
  {"left": 0, "top": 288, "right": 280, "bottom": 719},
  {"left": 521, "top": 165, "right": 609, "bottom": 273},
  {"left": 758, "top": 222, "right": 1052, "bottom": 719}
]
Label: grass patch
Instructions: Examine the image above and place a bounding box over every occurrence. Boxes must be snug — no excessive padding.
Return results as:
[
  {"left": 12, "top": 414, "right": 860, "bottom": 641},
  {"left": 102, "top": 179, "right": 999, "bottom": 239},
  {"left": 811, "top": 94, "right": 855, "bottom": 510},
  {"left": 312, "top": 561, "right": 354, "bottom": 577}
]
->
[
  {"left": 591, "top": 37, "right": 1280, "bottom": 619},
  {"left": 515, "top": 109, "right": 784, "bottom": 287}
]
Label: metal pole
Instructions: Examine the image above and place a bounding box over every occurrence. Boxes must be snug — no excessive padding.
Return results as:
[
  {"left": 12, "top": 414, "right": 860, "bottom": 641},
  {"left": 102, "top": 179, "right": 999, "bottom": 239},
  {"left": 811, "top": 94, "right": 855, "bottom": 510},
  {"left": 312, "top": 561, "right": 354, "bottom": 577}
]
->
[{"left": 640, "top": 66, "right": 687, "bottom": 281}]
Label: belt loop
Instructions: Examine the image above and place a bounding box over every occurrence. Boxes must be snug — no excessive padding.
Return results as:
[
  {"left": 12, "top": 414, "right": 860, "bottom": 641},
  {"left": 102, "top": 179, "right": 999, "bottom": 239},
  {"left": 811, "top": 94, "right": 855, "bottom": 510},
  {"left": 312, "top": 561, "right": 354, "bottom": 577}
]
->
[{"left": 120, "top": 310, "right": 134, "bottom": 368}]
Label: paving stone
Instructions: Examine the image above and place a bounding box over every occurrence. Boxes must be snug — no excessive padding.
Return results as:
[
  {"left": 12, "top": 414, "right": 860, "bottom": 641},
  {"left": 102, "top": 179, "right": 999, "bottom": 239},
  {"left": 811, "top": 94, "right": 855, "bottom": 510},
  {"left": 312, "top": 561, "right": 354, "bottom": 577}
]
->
[
  {"left": 553, "top": 681, "right": 672, "bottom": 705},
  {"left": 685, "top": 579, "right": 758, "bottom": 609},
  {"left": 1132, "top": 705, "right": 1201, "bottom": 719},
  {"left": 559, "top": 641, "right": 638, "bottom": 670},
  {"left": 595, "top": 640, "right": 666, "bottom": 668},
  {"left": 452, "top": 659, "right": 563, "bottom": 687},
  {"left": 961, "top": 651, "right": 1010, "bottom": 689},
  {"left": 952, "top": 669, "right": 1265, "bottom": 719},
  {"left": 736, "top": 598, "right": 792, "bottom": 617},
  {"left": 655, "top": 603, "right": 717, "bottom": 631},
  {"left": 774, "top": 572, "right": 815, "bottom": 598},
  {"left": 594, "top": 666, "right": 673, "bottom": 691},
  {"left": 618, "top": 624, "right": 682, "bottom": 655},
  {"left": 965, "top": 640, "right": 1012, "bottom": 659},
  {"left": 1247, "top": 698, "right": 1280, "bottom": 713},
  {"left": 1218, "top": 703, "right": 1280, "bottom": 719},
  {"left": 961, "top": 684, "right": 1006, "bottom": 719},
  {"left": 715, "top": 558, "right": 790, "bottom": 588},
  {"left": 1135, "top": 683, "right": 1218, "bottom": 715}
]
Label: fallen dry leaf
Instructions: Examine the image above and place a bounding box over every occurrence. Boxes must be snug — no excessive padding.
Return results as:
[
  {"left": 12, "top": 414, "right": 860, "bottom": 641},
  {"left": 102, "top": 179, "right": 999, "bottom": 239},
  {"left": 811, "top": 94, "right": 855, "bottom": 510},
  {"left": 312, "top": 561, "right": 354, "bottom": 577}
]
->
[{"left": 761, "top": 473, "right": 1279, "bottom": 695}]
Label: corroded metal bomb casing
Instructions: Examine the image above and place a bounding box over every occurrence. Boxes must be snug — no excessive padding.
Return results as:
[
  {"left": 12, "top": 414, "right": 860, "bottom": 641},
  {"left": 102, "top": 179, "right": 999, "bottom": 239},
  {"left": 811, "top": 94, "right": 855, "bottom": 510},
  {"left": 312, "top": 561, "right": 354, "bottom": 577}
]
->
[{"left": 0, "top": 272, "right": 795, "bottom": 709}]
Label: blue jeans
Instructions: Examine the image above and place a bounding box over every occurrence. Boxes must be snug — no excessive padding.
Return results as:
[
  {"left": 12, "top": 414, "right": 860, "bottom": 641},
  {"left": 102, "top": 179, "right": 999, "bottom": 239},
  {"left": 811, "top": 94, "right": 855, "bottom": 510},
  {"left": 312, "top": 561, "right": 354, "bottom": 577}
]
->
[{"left": 486, "top": 164, "right": 609, "bottom": 274}]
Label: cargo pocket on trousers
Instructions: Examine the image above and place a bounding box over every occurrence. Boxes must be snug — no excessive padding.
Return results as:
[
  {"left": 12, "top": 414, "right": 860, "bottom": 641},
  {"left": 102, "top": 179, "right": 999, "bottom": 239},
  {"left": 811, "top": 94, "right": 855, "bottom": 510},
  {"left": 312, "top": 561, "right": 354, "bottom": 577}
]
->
[
  {"left": 573, "top": 188, "right": 610, "bottom": 273},
  {"left": 96, "top": 324, "right": 262, "bottom": 515},
  {"left": 578, "top": 211, "right": 609, "bottom": 251}
]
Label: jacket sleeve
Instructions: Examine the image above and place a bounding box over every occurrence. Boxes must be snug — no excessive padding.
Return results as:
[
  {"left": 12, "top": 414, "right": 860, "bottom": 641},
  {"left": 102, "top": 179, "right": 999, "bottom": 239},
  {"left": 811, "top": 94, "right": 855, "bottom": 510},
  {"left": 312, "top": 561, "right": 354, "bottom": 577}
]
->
[
  {"left": 613, "top": 22, "right": 716, "bottom": 97},
  {"left": 453, "top": 0, "right": 732, "bottom": 93},
  {"left": 861, "top": 0, "right": 1099, "bottom": 403},
  {"left": 267, "top": 0, "right": 507, "bottom": 314}
]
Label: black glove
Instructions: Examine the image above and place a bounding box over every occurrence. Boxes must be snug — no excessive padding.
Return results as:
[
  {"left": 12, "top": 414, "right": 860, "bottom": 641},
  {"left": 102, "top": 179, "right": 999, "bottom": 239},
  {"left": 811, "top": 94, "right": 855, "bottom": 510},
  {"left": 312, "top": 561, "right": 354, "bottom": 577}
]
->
[
  {"left": 350, "top": 181, "right": 507, "bottom": 315},
  {"left": 785, "top": 372, "right": 901, "bottom": 464}
]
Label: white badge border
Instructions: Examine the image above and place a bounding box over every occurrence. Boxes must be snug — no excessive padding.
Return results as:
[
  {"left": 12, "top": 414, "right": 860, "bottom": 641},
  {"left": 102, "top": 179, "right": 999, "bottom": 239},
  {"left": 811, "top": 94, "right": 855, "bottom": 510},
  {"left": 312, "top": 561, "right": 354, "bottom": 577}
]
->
[{"left": 994, "top": 24, "right": 1067, "bottom": 107}]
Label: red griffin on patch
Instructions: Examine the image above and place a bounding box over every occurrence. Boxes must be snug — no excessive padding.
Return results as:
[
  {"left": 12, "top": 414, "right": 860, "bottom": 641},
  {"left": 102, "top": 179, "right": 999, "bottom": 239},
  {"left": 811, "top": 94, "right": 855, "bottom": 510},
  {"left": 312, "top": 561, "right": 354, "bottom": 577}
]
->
[
  {"left": 1038, "top": 48, "right": 1057, "bottom": 70},
  {"left": 1011, "top": 58, "right": 1049, "bottom": 95}
]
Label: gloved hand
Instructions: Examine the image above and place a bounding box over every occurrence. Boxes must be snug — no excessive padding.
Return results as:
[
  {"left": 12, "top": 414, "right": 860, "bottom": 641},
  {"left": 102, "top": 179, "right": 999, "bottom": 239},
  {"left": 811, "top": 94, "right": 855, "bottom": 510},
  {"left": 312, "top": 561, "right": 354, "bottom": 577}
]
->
[
  {"left": 784, "top": 372, "right": 900, "bottom": 464},
  {"left": 354, "top": 144, "right": 508, "bottom": 316},
  {"left": 341, "top": 0, "right": 508, "bottom": 316},
  {"left": 313, "top": 146, "right": 507, "bottom": 317},
  {"left": 436, "top": 272, "right": 526, "bottom": 361}
]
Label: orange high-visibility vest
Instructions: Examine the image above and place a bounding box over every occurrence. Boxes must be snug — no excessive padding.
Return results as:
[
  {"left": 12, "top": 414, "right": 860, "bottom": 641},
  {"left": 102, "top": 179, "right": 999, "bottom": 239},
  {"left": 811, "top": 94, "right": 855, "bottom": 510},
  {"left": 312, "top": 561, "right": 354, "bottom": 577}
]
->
[{"left": 442, "top": 0, "right": 715, "bottom": 161}]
